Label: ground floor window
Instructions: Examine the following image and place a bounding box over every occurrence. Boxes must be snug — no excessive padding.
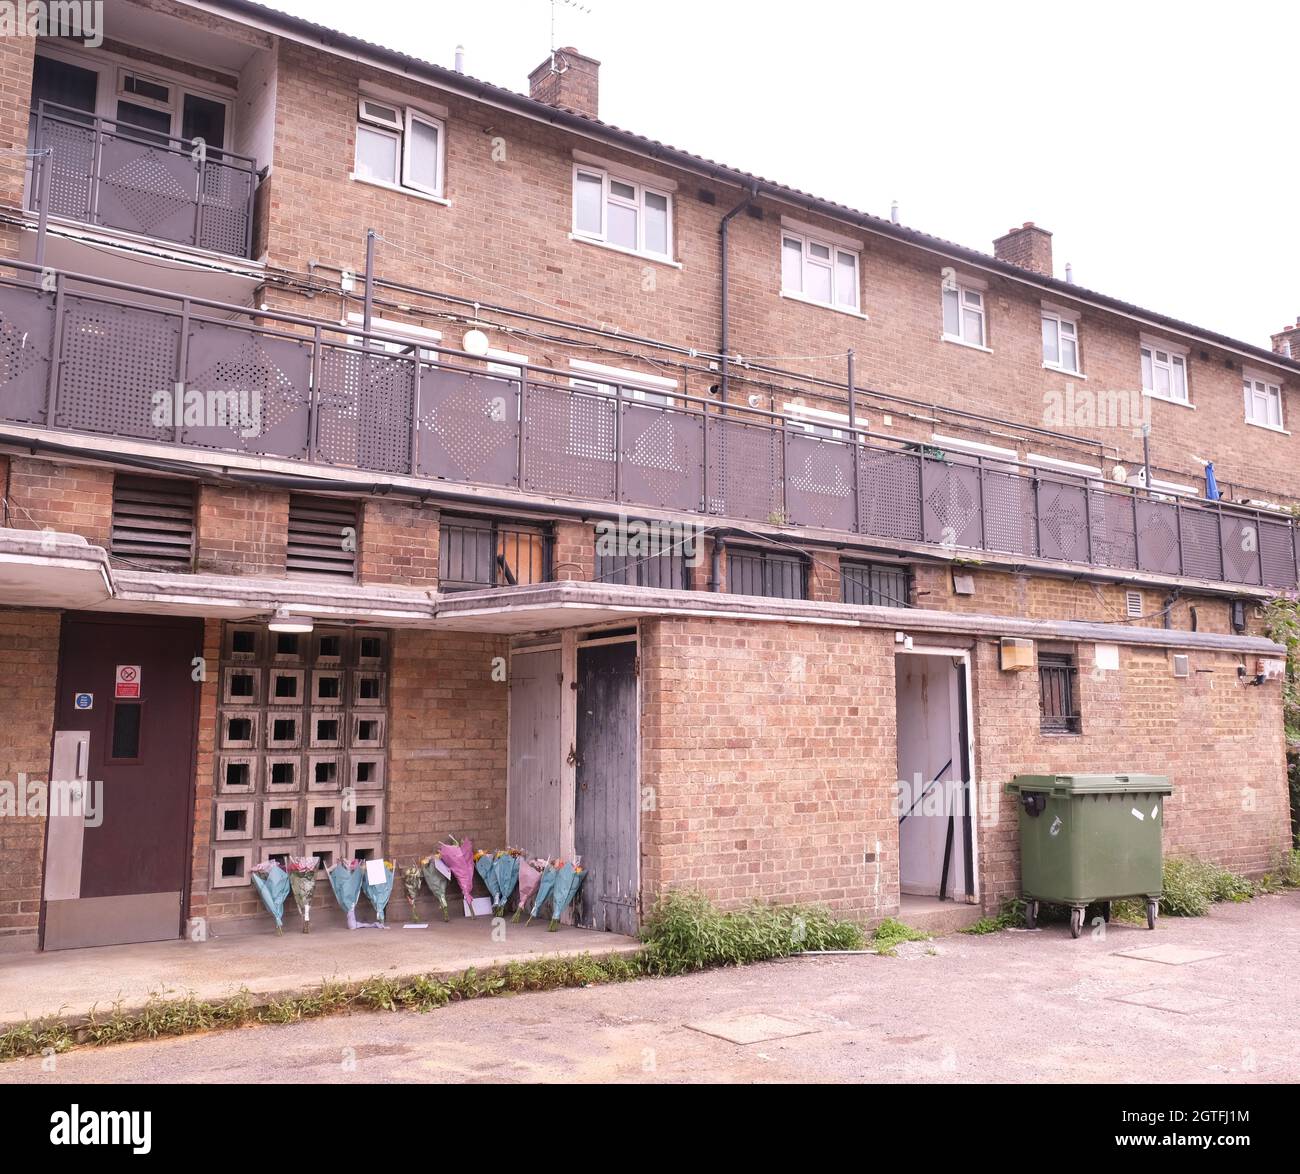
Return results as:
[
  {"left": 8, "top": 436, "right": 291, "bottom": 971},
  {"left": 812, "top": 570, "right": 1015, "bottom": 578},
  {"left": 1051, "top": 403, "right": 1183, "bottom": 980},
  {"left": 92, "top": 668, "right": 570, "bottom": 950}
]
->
[
  {"left": 841, "top": 560, "right": 910, "bottom": 607},
  {"left": 727, "top": 547, "right": 807, "bottom": 600},
  {"left": 438, "top": 515, "right": 552, "bottom": 590},
  {"left": 1038, "top": 651, "right": 1080, "bottom": 734}
]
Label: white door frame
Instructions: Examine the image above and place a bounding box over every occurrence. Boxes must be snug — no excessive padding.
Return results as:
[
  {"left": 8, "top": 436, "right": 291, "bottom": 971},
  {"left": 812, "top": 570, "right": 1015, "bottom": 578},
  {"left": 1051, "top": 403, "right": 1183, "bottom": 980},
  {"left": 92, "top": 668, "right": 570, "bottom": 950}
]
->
[{"left": 895, "top": 646, "right": 979, "bottom": 902}]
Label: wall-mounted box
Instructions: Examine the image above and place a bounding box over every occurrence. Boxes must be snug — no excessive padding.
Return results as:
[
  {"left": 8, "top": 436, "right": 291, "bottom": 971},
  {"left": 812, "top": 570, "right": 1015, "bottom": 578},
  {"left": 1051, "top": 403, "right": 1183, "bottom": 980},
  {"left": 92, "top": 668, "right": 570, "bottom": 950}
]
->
[{"left": 1000, "top": 637, "right": 1035, "bottom": 672}]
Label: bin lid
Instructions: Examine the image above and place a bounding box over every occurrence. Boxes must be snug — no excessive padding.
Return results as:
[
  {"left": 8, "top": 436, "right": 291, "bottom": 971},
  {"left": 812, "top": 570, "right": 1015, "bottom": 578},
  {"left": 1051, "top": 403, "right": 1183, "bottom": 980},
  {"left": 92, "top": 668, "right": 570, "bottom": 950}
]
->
[{"left": 1006, "top": 773, "right": 1173, "bottom": 795}]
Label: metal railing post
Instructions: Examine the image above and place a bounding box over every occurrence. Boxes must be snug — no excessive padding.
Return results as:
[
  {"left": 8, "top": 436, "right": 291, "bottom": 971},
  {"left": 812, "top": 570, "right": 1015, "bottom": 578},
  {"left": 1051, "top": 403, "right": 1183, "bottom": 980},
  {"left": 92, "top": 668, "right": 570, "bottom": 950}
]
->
[
  {"left": 193, "top": 148, "right": 206, "bottom": 250},
  {"left": 307, "top": 324, "right": 322, "bottom": 463},
  {"left": 174, "top": 297, "right": 191, "bottom": 443},
  {"left": 976, "top": 456, "right": 987, "bottom": 551},
  {"left": 1083, "top": 484, "right": 1094, "bottom": 565},
  {"left": 778, "top": 412, "right": 788, "bottom": 522},
  {"left": 612, "top": 380, "right": 623, "bottom": 504},
  {"left": 516, "top": 364, "right": 529, "bottom": 490},
  {"left": 917, "top": 449, "right": 928, "bottom": 544},
  {"left": 43, "top": 272, "right": 65, "bottom": 430},
  {"left": 701, "top": 393, "right": 711, "bottom": 514},
  {"left": 89, "top": 112, "right": 104, "bottom": 226},
  {"left": 1174, "top": 499, "right": 1184, "bottom": 577},
  {"left": 847, "top": 349, "right": 861, "bottom": 533},
  {"left": 409, "top": 354, "right": 421, "bottom": 476}
]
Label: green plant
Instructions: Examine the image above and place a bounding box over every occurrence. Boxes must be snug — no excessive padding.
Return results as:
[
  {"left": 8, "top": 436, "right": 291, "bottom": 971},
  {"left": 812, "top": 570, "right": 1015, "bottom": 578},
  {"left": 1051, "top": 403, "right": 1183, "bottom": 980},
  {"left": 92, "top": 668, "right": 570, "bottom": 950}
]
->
[
  {"left": 1159, "top": 857, "right": 1253, "bottom": 916},
  {"left": 638, "top": 891, "right": 864, "bottom": 975},
  {"left": 869, "top": 918, "right": 929, "bottom": 955},
  {"left": 962, "top": 898, "right": 1028, "bottom": 935}
]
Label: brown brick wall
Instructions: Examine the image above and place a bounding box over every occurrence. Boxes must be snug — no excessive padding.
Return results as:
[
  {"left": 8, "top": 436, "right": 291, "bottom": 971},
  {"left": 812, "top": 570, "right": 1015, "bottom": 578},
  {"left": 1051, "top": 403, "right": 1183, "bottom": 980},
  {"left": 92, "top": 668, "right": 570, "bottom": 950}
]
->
[
  {"left": 3, "top": 458, "right": 113, "bottom": 547},
  {"left": 972, "top": 638, "right": 1291, "bottom": 908},
  {"left": 640, "top": 617, "right": 901, "bottom": 920},
  {"left": 252, "top": 36, "right": 1298, "bottom": 508},
  {"left": 358, "top": 497, "right": 439, "bottom": 587},
  {"left": 0, "top": 609, "right": 59, "bottom": 944},
  {"left": 196, "top": 484, "right": 289, "bottom": 577},
  {"left": 639, "top": 615, "right": 1291, "bottom": 923}
]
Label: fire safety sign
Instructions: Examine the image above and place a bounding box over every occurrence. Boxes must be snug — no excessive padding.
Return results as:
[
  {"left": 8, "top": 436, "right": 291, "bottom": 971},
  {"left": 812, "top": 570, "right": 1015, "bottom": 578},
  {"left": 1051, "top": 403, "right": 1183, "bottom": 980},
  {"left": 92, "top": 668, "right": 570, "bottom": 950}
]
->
[{"left": 114, "top": 665, "right": 142, "bottom": 699}]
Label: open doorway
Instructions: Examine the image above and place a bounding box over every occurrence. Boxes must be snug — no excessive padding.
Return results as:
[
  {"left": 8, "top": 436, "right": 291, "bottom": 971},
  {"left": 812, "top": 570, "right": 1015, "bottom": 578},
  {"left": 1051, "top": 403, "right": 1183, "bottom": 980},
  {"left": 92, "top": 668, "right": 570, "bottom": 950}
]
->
[{"left": 894, "top": 649, "right": 977, "bottom": 906}]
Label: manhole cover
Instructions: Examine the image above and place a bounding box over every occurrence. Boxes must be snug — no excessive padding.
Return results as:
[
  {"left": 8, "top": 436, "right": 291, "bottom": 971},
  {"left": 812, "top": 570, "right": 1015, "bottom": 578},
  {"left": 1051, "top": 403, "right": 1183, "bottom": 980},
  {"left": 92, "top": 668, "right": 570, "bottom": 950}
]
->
[
  {"left": 1113, "top": 945, "right": 1226, "bottom": 966},
  {"left": 1111, "top": 988, "right": 1229, "bottom": 1014},
  {"left": 685, "top": 1013, "right": 820, "bottom": 1045}
]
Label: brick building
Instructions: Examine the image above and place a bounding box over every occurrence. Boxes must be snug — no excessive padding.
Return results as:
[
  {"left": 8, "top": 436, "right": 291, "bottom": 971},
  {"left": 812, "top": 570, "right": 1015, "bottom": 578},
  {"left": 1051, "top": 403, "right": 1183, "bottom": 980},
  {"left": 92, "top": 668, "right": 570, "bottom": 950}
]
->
[{"left": 0, "top": 0, "right": 1293, "bottom": 950}]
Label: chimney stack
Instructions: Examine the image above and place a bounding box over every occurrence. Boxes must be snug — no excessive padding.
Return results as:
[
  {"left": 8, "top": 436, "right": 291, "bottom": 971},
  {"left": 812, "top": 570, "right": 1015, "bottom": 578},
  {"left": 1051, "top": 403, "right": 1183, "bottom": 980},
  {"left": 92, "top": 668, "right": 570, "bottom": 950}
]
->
[
  {"left": 1271, "top": 318, "right": 1300, "bottom": 359},
  {"left": 528, "top": 47, "right": 600, "bottom": 118},
  {"left": 993, "top": 222, "right": 1053, "bottom": 278}
]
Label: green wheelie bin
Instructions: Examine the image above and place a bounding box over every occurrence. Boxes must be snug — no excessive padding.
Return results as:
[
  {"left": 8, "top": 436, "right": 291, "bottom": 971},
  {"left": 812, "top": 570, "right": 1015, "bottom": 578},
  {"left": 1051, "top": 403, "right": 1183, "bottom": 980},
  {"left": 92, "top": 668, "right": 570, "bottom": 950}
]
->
[{"left": 1006, "top": 774, "right": 1173, "bottom": 938}]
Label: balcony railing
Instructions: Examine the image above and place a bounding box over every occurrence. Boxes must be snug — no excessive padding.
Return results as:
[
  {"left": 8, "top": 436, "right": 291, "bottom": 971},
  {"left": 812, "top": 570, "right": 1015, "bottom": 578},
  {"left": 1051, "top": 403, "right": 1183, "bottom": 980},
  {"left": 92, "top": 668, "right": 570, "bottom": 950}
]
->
[
  {"left": 29, "top": 102, "right": 260, "bottom": 259},
  {"left": 0, "top": 259, "right": 1295, "bottom": 592}
]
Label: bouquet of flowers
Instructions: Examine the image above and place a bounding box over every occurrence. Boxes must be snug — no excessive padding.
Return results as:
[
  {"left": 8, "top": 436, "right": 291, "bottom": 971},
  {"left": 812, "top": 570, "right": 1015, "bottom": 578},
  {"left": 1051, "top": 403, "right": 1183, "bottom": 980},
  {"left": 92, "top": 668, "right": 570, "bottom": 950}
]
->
[
  {"left": 420, "top": 853, "right": 451, "bottom": 922},
  {"left": 526, "top": 859, "right": 563, "bottom": 927},
  {"left": 475, "top": 850, "right": 503, "bottom": 913},
  {"left": 402, "top": 863, "right": 424, "bottom": 923},
  {"left": 328, "top": 859, "right": 365, "bottom": 929},
  {"left": 361, "top": 859, "right": 396, "bottom": 926},
  {"left": 513, "top": 856, "right": 546, "bottom": 923},
  {"left": 438, "top": 836, "right": 477, "bottom": 916},
  {"left": 546, "top": 861, "right": 586, "bottom": 931},
  {"left": 250, "top": 860, "right": 290, "bottom": 934},
  {"left": 492, "top": 849, "right": 522, "bottom": 918},
  {"left": 286, "top": 856, "right": 320, "bottom": 933}
]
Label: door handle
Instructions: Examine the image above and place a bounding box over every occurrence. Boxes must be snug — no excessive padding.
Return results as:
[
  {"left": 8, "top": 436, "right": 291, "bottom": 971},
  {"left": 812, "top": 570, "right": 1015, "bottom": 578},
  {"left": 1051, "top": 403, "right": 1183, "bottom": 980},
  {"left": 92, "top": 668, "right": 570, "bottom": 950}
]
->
[{"left": 74, "top": 738, "right": 86, "bottom": 780}]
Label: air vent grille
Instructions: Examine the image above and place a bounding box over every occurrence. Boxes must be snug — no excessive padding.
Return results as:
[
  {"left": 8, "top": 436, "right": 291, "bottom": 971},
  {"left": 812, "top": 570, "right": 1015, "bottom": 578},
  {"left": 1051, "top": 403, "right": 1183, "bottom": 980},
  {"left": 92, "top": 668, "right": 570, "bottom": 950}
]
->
[
  {"left": 110, "top": 475, "right": 196, "bottom": 567},
  {"left": 286, "top": 496, "right": 360, "bottom": 581}
]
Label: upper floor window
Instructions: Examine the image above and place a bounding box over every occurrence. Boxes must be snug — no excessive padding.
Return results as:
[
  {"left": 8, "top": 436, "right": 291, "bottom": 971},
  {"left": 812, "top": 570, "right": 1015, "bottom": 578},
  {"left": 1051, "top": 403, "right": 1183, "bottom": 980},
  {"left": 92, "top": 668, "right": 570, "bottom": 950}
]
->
[
  {"left": 572, "top": 165, "right": 671, "bottom": 259},
  {"left": 1243, "top": 375, "right": 1283, "bottom": 430},
  {"left": 354, "top": 98, "right": 444, "bottom": 198},
  {"left": 1041, "top": 309, "right": 1081, "bottom": 374},
  {"left": 780, "top": 231, "right": 860, "bottom": 311},
  {"left": 569, "top": 359, "right": 676, "bottom": 407},
  {"left": 1140, "top": 341, "right": 1188, "bottom": 404},
  {"left": 942, "top": 281, "right": 986, "bottom": 348}
]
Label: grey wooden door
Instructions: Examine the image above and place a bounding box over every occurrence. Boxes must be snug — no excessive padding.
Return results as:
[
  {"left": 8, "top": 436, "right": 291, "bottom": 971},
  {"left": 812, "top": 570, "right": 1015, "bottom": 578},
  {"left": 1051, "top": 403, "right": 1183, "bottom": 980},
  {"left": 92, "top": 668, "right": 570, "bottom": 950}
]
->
[
  {"left": 507, "top": 648, "right": 563, "bottom": 857},
  {"left": 575, "top": 641, "right": 639, "bottom": 935}
]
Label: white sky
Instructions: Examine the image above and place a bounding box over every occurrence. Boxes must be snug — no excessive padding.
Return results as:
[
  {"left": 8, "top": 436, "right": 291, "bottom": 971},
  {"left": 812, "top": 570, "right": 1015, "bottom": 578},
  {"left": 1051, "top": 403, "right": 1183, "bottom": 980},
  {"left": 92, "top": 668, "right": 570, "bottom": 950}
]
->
[{"left": 259, "top": 0, "right": 1297, "bottom": 349}]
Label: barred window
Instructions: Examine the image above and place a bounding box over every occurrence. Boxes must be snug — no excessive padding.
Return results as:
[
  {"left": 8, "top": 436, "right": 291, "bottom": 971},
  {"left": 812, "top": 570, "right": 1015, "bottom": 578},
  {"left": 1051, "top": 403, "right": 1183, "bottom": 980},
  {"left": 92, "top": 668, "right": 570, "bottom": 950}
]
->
[
  {"left": 727, "top": 548, "right": 806, "bottom": 600},
  {"left": 594, "top": 523, "right": 694, "bottom": 589},
  {"left": 438, "top": 515, "right": 551, "bottom": 591},
  {"left": 1038, "top": 652, "right": 1080, "bottom": 734},
  {"left": 841, "top": 561, "right": 910, "bottom": 607}
]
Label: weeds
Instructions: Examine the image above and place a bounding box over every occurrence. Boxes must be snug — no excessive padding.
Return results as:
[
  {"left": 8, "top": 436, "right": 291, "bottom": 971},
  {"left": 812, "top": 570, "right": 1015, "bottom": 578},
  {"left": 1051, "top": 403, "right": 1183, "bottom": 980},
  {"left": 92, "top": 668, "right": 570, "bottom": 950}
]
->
[
  {"left": 638, "top": 891, "right": 864, "bottom": 975},
  {"left": 869, "top": 918, "right": 930, "bottom": 955},
  {"left": 963, "top": 898, "right": 1028, "bottom": 935}
]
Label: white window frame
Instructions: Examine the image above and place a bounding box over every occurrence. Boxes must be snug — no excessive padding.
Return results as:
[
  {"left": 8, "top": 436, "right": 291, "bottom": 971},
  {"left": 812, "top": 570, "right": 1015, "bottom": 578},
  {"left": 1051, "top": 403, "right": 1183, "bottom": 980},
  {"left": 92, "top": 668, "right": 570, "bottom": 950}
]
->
[
  {"left": 782, "top": 401, "right": 867, "bottom": 442},
  {"left": 780, "top": 230, "right": 860, "bottom": 312},
  {"left": 344, "top": 312, "right": 441, "bottom": 361},
  {"left": 1242, "top": 371, "right": 1284, "bottom": 431},
  {"left": 570, "top": 164, "right": 673, "bottom": 261},
  {"left": 354, "top": 97, "right": 446, "bottom": 200},
  {"left": 942, "top": 280, "right": 988, "bottom": 350},
  {"left": 568, "top": 359, "right": 676, "bottom": 407},
  {"left": 1041, "top": 308, "right": 1082, "bottom": 374},
  {"left": 1139, "top": 338, "right": 1190, "bottom": 405}
]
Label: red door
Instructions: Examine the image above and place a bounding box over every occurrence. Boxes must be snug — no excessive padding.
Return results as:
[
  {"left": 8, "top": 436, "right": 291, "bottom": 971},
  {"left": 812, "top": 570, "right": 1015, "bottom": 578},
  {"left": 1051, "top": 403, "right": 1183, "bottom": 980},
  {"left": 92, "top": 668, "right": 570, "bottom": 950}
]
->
[{"left": 42, "top": 613, "right": 202, "bottom": 950}]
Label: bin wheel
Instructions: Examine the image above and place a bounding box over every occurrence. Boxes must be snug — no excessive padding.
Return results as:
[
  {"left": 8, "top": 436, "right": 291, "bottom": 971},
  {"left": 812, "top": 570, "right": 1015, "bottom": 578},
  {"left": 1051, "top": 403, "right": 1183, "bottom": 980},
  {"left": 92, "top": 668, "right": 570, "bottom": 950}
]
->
[
  {"left": 1101, "top": 901, "right": 1111, "bottom": 924},
  {"left": 1025, "top": 900, "right": 1038, "bottom": 930},
  {"left": 1069, "top": 907, "right": 1084, "bottom": 939},
  {"left": 1146, "top": 899, "right": 1158, "bottom": 930}
]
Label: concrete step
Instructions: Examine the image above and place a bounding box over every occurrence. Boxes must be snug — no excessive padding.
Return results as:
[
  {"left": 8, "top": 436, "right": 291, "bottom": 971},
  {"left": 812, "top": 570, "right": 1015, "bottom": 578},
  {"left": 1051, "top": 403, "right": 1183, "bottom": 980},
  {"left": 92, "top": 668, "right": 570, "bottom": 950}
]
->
[{"left": 896, "top": 897, "right": 986, "bottom": 936}]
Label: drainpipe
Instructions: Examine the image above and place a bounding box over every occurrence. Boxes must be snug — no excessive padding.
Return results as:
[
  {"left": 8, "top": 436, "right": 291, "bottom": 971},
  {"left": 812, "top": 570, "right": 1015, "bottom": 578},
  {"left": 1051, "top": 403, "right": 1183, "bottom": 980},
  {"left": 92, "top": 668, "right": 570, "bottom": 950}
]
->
[
  {"left": 709, "top": 531, "right": 725, "bottom": 592},
  {"left": 719, "top": 183, "right": 759, "bottom": 405}
]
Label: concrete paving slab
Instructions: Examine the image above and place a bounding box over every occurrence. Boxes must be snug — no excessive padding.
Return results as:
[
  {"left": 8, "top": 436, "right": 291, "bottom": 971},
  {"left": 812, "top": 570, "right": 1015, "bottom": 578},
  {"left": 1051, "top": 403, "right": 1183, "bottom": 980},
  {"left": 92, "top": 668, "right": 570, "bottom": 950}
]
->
[
  {"left": 1113, "top": 944, "right": 1227, "bottom": 966},
  {"left": 1110, "top": 988, "right": 1231, "bottom": 1014},
  {"left": 0, "top": 920, "right": 641, "bottom": 1027},
  {"left": 685, "top": 1012, "right": 820, "bottom": 1045}
]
